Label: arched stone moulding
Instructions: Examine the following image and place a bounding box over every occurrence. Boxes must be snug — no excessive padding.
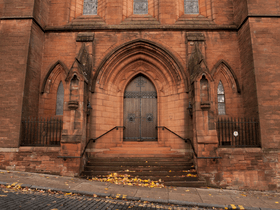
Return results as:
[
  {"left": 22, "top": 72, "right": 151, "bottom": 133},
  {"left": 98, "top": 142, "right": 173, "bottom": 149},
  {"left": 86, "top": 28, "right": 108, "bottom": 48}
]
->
[
  {"left": 99, "top": 58, "right": 175, "bottom": 96},
  {"left": 39, "top": 61, "right": 68, "bottom": 118},
  {"left": 211, "top": 60, "right": 243, "bottom": 117},
  {"left": 211, "top": 59, "right": 241, "bottom": 94},
  {"left": 41, "top": 60, "right": 69, "bottom": 94},
  {"left": 91, "top": 39, "right": 189, "bottom": 94}
]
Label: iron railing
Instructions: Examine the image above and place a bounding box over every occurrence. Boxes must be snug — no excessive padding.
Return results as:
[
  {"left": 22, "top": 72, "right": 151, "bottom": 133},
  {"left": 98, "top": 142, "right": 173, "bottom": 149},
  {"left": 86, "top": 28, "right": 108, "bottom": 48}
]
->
[
  {"left": 156, "top": 126, "right": 197, "bottom": 157},
  {"left": 217, "top": 118, "right": 260, "bottom": 147},
  {"left": 21, "top": 117, "right": 63, "bottom": 146},
  {"left": 80, "top": 126, "right": 125, "bottom": 158}
]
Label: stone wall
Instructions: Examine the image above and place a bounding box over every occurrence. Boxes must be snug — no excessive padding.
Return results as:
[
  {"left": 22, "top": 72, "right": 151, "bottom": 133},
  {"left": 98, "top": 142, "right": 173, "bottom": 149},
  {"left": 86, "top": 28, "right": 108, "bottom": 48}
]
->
[
  {"left": 197, "top": 148, "right": 280, "bottom": 191},
  {"left": 0, "top": 19, "right": 32, "bottom": 148}
]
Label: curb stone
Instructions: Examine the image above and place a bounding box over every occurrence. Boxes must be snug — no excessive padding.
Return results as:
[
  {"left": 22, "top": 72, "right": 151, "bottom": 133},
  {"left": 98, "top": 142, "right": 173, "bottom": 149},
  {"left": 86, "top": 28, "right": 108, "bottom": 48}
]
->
[
  {"left": 141, "top": 198, "right": 169, "bottom": 204},
  {"left": 0, "top": 181, "right": 8, "bottom": 186},
  {"left": 1, "top": 184, "right": 279, "bottom": 210},
  {"left": 125, "top": 196, "right": 141, "bottom": 201},
  {"left": 21, "top": 184, "right": 32, "bottom": 188}
]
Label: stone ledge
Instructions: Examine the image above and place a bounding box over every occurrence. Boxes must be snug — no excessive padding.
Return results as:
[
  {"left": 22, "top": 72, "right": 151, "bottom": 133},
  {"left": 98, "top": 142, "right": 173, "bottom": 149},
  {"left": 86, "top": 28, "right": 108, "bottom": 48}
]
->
[
  {"left": 0, "top": 148, "right": 19, "bottom": 153},
  {"left": 218, "top": 147, "right": 262, "bottom": 153},
  {"left": 18, "top": 147, "right": 60, "bottom": 152}
]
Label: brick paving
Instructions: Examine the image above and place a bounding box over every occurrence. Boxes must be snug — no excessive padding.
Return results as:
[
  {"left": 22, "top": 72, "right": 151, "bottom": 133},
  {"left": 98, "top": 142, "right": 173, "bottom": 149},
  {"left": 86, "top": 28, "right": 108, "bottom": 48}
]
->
[{"left": 0, "top": 188, "right": 216, "bottom": 210}]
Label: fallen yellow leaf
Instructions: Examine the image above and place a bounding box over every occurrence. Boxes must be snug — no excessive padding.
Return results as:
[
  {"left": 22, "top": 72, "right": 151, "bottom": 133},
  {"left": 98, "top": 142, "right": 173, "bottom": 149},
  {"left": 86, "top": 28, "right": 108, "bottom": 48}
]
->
[
  {"left": 11, "top": 182, "right": 18, "bottom": 187},
  {"left": 0, "top": 195, "right": 7, "bottom": 197},
  {"left": 276, "top": 202, "right": 279, "bottom": 204}
]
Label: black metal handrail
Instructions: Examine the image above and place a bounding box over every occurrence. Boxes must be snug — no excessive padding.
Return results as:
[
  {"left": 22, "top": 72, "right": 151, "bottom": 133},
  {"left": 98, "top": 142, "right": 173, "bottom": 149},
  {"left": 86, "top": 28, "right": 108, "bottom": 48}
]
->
[
  {"left": 156, "top": 126, "right": 197, "bottom": 157},
  {"left": 81, "top": 126, "right": 125, "bottom": 157},
  {"left": 58, "top": 126, "right": 125, "bottom": 159},
  {"left": 156, "top": 126, "right": 222, "bottom": 160}
]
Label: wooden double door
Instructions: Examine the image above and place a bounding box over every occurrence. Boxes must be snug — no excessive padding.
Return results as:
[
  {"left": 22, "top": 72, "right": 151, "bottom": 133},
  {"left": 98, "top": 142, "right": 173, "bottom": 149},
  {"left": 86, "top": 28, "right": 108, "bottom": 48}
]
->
[{"left": 123, "top": 75, "right": 157, "bottom": 141}]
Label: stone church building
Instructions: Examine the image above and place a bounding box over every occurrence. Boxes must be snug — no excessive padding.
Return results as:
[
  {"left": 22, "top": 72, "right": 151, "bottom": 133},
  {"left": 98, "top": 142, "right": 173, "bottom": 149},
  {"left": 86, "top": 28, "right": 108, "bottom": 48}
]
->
[{"left": 1, "top": 0, "right": 280, "bottom": 191}]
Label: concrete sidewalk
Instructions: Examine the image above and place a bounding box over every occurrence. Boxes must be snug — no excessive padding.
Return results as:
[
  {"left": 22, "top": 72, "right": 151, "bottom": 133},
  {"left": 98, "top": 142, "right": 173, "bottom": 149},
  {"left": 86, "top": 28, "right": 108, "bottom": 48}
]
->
[{"left": 0, "top": 169, "right": 279, "bottom": 210}]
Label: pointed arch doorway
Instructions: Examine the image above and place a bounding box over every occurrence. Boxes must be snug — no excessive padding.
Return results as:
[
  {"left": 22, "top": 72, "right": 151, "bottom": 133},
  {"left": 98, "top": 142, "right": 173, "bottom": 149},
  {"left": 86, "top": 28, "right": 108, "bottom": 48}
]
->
[{"left": 123, "top": 75, "right": 157, "bottom": 141}]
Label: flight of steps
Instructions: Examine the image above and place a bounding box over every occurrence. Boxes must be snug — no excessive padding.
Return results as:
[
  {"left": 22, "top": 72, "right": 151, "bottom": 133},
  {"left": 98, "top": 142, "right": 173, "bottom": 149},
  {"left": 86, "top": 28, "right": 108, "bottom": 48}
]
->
[{"left": 80, "top": 142, "right": 206, "bottom": 187}]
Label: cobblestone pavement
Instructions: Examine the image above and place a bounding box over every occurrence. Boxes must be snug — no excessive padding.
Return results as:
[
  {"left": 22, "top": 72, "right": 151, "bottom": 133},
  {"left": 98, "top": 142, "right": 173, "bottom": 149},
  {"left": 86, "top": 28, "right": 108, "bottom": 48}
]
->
[{"left": 0, "top": 188, "right": 220, "bottom": 210}]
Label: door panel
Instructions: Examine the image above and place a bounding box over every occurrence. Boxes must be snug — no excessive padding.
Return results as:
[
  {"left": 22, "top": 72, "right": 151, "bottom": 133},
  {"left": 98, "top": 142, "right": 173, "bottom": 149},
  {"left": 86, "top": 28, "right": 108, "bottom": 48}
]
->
[
  {"left": 141, "top": 98, "right": 157, "bottom": 139},
  {"left": 123, "top": 75, "right": 157, "bottom": 141},
  {"left": 124, "top": 98, "right": 140, "bottom": 140}
]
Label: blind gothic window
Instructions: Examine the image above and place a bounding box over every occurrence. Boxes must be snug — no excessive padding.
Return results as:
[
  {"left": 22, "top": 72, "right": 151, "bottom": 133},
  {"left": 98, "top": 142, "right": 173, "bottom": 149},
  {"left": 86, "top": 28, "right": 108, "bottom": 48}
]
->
[
  {"left": 185, "top": 0, "right": 199, "bottom": 14},
  {"left": 56, "top": 82, "right": 64, "bottom": 116},
  {"left": 83, "top": 0, "right": 98, "bottom": 15},
  {"left": 217, "top": 81, "right": 226, "bottom": 115},
  {"left": 134, "top": 0, "right": 148, "bottom": 14}
]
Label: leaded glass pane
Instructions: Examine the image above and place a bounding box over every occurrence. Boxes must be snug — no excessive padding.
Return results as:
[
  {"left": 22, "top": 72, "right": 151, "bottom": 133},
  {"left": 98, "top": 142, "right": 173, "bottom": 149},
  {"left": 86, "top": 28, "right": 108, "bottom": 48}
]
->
[
  {"left": 184, "top": 0, "right": 199, "bottom": 14},
  {"left": 83, "top": 0, "right": 98, "bottom": 15},
  {"left": 218, "top": 95, "right": 225, "bottom": 103},
  {"left": 134, "top": 0, "right": 148, "bottom": 15},
  {"left": 218, "top": 103, "right": 226, "bottom": 115},
  {"left": 217, "top": 81, "right": 225, "bottom": 94},
  {"left": 56, "top": 82, "right": 64, "bottom": 116},
  {"left": 217, "top": 81, "right": 226, "bottom": 115}
]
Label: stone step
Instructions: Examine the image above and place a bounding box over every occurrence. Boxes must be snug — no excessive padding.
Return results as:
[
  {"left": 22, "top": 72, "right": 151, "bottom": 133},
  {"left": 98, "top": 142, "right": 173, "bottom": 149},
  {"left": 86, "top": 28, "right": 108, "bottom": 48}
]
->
[
  {"left": 86, "top": 161, "right": 194, "bottom": 167},
  {"left": 109, "top": 146, "right": 171, "bottom": 151},
  {"left": 117, "top": 142, "right": 161, "bottom": 147},
  {"left": 164, "top": 181, "right": 207, "bottom": 188},
  {"left": 101, "top": 150, "right": 177, "bottom": 155},
  {"left": 94, "top": 153, "right": 187, "bottom": 158},
  {"left": 81, "top": 171, "right": 196, "bottom": 177},
  {"left": 87, "top": 157, "right": 190, "bottom": 162},
  {"left": 80, "top": 174, "right": 199, "bottom": 182},
  {"left": 84, "top": 166, "right": 195, "bottom": 171}
]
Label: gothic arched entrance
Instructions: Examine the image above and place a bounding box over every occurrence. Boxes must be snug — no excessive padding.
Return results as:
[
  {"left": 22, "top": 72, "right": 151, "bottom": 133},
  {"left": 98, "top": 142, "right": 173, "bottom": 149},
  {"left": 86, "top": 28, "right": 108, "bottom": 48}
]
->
[{"left": 123, "top": 75, "right": 157, "bottom": 141}]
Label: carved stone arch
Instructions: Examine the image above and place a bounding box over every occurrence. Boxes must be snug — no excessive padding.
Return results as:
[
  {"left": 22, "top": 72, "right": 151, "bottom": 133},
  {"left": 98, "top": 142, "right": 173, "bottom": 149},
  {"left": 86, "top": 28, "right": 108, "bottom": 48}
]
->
[
  {"left": 193, "top": 70, "right": 214, "bottom": 83},
  {"left": 91, "top": 39, "right": 189, "bottom": 93},
  {"left": 102, "top": 57, "right": 175, "bottom": 96},
  {"left": 117, "top": 63, "right": 165, "bottom": 97},
  {"left": 41, "top": 60, "right": 69, "bottom": 94},
  {"left": 211, "top": 60, "right": 241, "bottom": 93}
]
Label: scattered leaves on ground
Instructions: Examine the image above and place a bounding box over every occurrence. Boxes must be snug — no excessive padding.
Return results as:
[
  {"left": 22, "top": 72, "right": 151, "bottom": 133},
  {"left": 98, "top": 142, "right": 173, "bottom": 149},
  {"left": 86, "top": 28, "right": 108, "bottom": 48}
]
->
[{"left": 89, "top": 173, "right": 165, "bottom": 188}]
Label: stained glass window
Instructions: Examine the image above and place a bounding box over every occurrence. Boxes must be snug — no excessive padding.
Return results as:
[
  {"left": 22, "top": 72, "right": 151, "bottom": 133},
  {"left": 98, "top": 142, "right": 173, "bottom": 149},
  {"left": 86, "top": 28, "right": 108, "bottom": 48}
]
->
[
  {"left": 184, "top": 0, "right": 199, "bottom": 14},
  {"left": 83, "top": 0, "right": 98, "bottom": 15},
  {"left": 134, "top": 0, "right": 148, "bottom": 14},
  {"left": 56, "top": 82, "right": 64, "bottom": 116},
  {"left": 217, "top": 81, "right": 226, "bottom": 115}
]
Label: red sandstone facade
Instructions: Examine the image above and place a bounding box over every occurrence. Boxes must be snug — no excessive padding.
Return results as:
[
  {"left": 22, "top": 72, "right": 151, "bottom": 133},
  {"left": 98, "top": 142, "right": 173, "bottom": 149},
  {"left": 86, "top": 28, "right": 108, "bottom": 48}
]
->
[{"left": 0, "top": 0, "right": 280, "bottom": 191}]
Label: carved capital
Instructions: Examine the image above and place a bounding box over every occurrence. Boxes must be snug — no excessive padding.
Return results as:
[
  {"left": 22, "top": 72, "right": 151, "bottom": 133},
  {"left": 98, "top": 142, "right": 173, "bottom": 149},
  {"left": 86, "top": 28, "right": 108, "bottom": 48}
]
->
[
  {"left": 200, "top": 101, "right": 211, "bottom": 109},
  {"left": 68, "top": 101, "right": 79, "bottom": 110}
]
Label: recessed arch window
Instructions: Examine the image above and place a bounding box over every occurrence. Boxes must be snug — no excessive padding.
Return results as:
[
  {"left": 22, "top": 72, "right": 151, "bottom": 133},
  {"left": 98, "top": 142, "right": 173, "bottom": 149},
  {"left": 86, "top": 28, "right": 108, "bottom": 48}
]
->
[
  {"left": 134, "top": 0, "right": 148, "bottom": 14},
  {"left": 83, "top": 0, "right": 98, "bottom": 15},
  {"left": 184, "top": 0, "right": 199, "bottom": 14},
  {"left": 217, "top": 81, "right": 226, "bottom": 115},
  {"left": 56, "top": 82, "right": 64, "bottom": 116}
]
